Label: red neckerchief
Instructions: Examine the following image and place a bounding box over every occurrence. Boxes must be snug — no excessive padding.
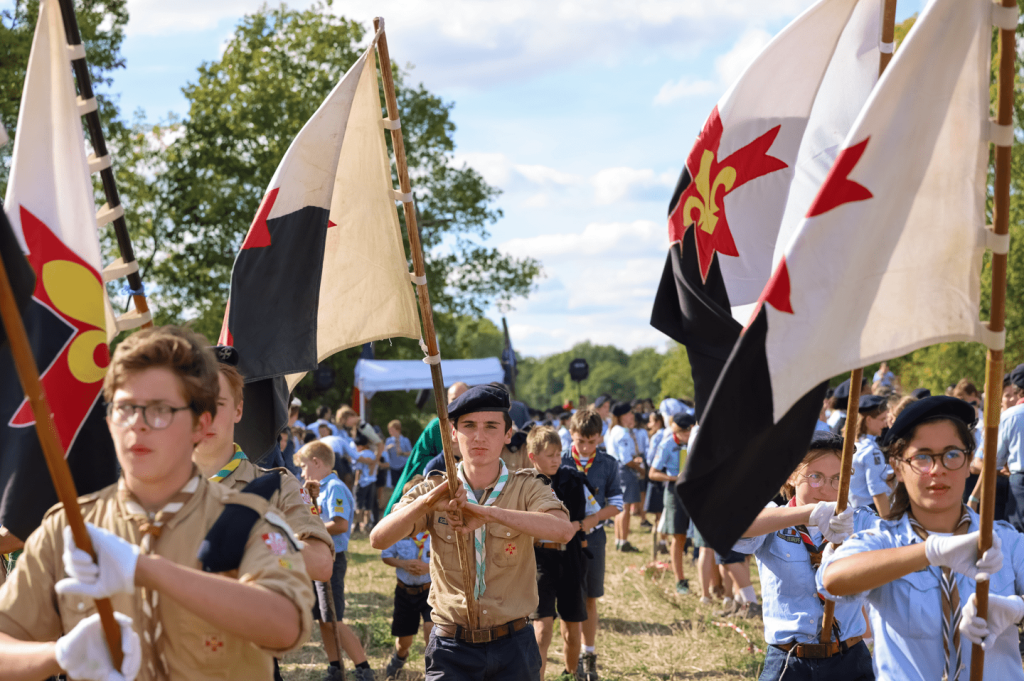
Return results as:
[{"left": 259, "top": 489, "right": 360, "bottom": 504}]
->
[
  {"left": 1017, "top": 397, "right": 1024, "bottom": 406},
  {"left": 672, "top": 432, "right": 683, "bottom": 446},
  {"left": 571, "top": 445, "right": 594, "bottom": 474},
  {"left": 412, "top": 531, "right": 429, "bottom": 560}
]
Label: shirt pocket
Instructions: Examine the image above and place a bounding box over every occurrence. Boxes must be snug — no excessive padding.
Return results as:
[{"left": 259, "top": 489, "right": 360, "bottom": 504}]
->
[
  {"left": 431, "top": 514, "right": 460, "bottom": 574},
  {"left": 896, "top": 568, "right": 940, "bottom": 640},
  {"left": 766, "top": 536, "right": 813, "bottom": 598},
  {"left": 487, "top": 524, "right": 523, "bottom": 567}
]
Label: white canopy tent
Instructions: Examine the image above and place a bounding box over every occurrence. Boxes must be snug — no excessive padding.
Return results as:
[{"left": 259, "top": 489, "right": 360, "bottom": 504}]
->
[{"left": 353, "top": 357, "right": 505, "bottom": 414}]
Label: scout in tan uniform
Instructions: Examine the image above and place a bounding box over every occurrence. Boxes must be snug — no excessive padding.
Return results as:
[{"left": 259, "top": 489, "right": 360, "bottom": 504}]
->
[
  {"left": 371, "top": 384, "right": 575, "bottom": 681},
  {"left": 193, "top": 345, "right": 333, "bottom": 583},
  {"left": 0, "top": 325, "right": 314, "bottom": 681}
]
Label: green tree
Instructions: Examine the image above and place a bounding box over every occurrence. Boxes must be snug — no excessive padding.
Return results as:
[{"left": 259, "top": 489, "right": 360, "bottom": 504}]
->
[
  {"left": 134, "top": 3, "right": 539, "bottom": 340},
  {"left": 655, "top": 343, "right": 694, "bottom": 402}
]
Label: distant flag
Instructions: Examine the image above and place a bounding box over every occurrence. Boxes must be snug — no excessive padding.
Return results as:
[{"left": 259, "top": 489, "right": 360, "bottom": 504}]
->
[
  {"left": 219, "top": 33, "right": 420, "bottom": 459},
  {"left": 650, "top": 0, "right": 880, "bottom": 419},
  {"left": 682, "top": 0, "right": 997, "bottom": 554},
  {"left": 500, "top": 317, "right": 517, "bottom": 392},
  {"left": 0, "top": 0, "right": 118, "bottom": 540}
]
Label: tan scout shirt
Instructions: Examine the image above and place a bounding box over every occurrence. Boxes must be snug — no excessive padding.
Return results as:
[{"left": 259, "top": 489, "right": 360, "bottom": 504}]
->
[
  {"left": 0, "top": 477, "right": 314, "bottom": 681},
  {"left": 394, "top": 468, "right": 568, "bottom": 629},
  {"left": 221, "top": 456, "right": 333, "bottom": 556}
]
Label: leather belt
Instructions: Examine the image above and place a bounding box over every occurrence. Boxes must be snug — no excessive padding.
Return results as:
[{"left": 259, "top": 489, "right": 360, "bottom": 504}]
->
[
  {"left": 534, "top": 540, "right": 566, "bottom": 551},
  {"left": 433, "top": 617, "right": 530, "bottom": 644},
  {"left": 397, "top": 581, "right": 430, "bottom": 595},
  {"left": 773, "top": 636, "right": 863, "bottom": 659}
]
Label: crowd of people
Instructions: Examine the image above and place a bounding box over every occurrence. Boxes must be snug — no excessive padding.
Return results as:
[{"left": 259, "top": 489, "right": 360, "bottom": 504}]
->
[{"left": 2, "top": 326, "right": 1024, "bottom": 681}]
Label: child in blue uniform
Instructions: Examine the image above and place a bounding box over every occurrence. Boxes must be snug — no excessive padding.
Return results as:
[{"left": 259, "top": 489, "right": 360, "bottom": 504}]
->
[
  {"left": 649, "top": 412, "right": 696, "bottom": 595},
  {"left": 607, "top": 403, "right": 644, "bottom": 553},
  {"left": 848, "top": 394, "right": 892, "bottom": 515},
  {"left": 819, "top": 396, "right": 1019, "bottom": 681},
  {"left": 733, "top": 431, "right": 868, "bottom": 680}
]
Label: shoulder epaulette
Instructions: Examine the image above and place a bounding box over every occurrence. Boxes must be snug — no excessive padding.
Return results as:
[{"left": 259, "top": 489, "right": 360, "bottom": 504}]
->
[{"left": 198, "top": 472, "right": 284, "bottom": 573}]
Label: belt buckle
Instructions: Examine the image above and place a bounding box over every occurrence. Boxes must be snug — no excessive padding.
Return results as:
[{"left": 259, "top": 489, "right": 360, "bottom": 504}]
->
[
  {"left": 467, "top": 628, "right": 492, "bottom": 644},
  {"left": 797, "top": 643, "right": 832, "bottom": 659}
]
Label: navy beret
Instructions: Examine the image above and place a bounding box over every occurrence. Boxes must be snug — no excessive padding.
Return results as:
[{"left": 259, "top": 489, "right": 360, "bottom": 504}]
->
[
  {"left": 211, "top": 345, "right": 239, "bottom": 366},
  {"left": 910, "top": 388, "right": 932, "bottom": 399},
  {"left": 832, "top": 379, "right": 851, "bottom": 402},
  {"left": 809, "top": 430, "right": 843, "bottom": 451},
  {"left": 611, "top": 402, "right": 631, "bottom": 417},
  {"left": 1010, "top": 364, "right": 1024, "bottom": 389},
  {"left": 672, "top": 412, "right": 696, "bottom": 430},
  {"left": 593, "top": 395, "right": 611, "bottom": 408},
  {"left": 447, "top": 384, "right": 510, "bottom": 421},
  {"left": 858, "top": 394, "right": 887, "bottom": 413},
  {"left": 879, "top": 395, "right": 976, "bottom": 448}
]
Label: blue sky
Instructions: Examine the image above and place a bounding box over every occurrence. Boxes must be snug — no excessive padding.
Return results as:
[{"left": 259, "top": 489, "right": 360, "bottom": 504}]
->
[{"left": 22, "top": 0, "right": 925, "bottom": 357}]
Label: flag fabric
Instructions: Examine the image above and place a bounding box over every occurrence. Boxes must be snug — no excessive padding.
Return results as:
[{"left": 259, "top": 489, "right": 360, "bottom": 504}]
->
[
  {"left": 681, "top": 0, "right": 993, "bottom": 554},
  {"left": 219, "top": 33, "right": 420, "bottom": 460},
  {"left": 0, "top": 206, "right": 37, "bottom": 349},
  {"left": 650, "top": 0, "right": 880, "bottom": 419},
  {"left": 0, "top": 0, "right": 119, "bottom": 540}
]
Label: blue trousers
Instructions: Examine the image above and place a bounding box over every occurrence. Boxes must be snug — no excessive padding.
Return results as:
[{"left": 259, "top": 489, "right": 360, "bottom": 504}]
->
[
  {"left": 425, "top": 622, "right": 541, "bottom": 681},
  {"left": 759, "top": 641, "right": 874, "bottom": 681}
]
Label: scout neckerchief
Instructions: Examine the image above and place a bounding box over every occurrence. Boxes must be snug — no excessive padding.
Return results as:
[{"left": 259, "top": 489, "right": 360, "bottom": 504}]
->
[
  {"left": 456, "top": 460, "right": 509, "bottom": 599},
  {"left": 571, "top": 445, "right": 593, "bottom": 474},
  {"left": 787, "top": 497, "right": 842, "bottom": 640},
  {"left": 412, "top": 531, "right": 429, "bottom": 561},
  {"left": 909, "top": 505, "right": 971, "bottom": 681},
  {"left": 208, "top": 443, "right": 247, "bottom": 483},
  {"left": 120, "top": 470, "right": 201, "bottom": 681}
]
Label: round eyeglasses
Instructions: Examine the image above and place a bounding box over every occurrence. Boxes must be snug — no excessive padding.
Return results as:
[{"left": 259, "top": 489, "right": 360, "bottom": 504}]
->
[
  {"left": 900, "top": 449, "right": 968, "bottom": 474},
  {"left": 107, "top": 402, "right": 191, "bottom": 430},
  {"left": 797, "top": 472, "right": 842, "bottom": 490}
]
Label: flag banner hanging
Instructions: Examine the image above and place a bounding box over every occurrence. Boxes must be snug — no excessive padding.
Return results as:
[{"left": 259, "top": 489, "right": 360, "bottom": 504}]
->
[
  {"left": 0, "top": 0, "right": 118, "bottom": 540},
  {"left": 650, "top": 0, "right": 880, "bottom": 419},
  {"left": 681, "top": 0, "right": 992, "bottom": 555},
  {"left": 220, "top": 34, "right": 420, "bottom": 459}
]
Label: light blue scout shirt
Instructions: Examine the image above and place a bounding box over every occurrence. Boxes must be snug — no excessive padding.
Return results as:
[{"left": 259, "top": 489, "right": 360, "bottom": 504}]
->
[
  {"left": 848, "top": 434, "right": 891, "bottom": 509},
  {"left": 818, "top": 510, "right": 1024, "bottom": 681},
  {"left": 732, "top": 503, "right": 872, "bottom": 645},
  {"left": 814, "top": 420, "right": 831, "bottom": 432},
  {"left": 353, "top": 447, "right": 387, "bottom": 488},
  {"left": 385, "top": 435, "right": 412, "bottom": 471},
  {"left": 996, "top": 403, "right": 1024, "bottom": 472},
  {"left": 558, "top": 426, "right": 572, "bottom": 454},
  {"left": 381, "top": 533, "right": 432, "bottom": 586},
  {"left": 633, "top": 428, "right": 649, "bottom": 459},
  {"left": 318, "top": 472, "right": 355, "bottom": 553},
  {"left": 652, "top": 434, "right": 685, "bottom": 477},
  {"left": 873, "top": 369, "right": 895, "bottom": 387},
  {"left": 607, "top": 425, "right": 642, "bottom": 466},
  {"left": 320, "top": 434, "right": 359, "bottom": 469},
  {"left": 312, "top": 419, "right": 339, "bottom": 436},
  {"left": 647, "top": 428, "right": 666, "bottom": 466}
]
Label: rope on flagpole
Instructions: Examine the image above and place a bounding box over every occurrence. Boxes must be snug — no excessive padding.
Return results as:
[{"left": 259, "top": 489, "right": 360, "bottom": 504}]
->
[{"left": 54, "top": 0, "right": 152, "bottom": 331}]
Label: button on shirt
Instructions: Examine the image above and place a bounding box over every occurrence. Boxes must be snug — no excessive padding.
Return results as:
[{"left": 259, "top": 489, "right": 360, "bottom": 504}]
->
[
  {"left": 318, "top": 473, "right": 355, "bottom": 553},
  {"left": 996, "top": 403, "right": 1024, "bottom": 472},
  {"left": 607, "top": 425, "right": 642, "bottom": 466},
  {"left": 818, "top": 510, "right": 1024, "bottom": 681},
  {"left": 848, "top": 434, "right": 891, "bottom": 509},
  {"left": 653, "top": 435, "right": 685, "bottom": 477},
  {"left": 385, "top": 436, "right": 412, "bottom": 471},
  {"left": 382, "top": 534, "right": 431, "bottom": 586},
  {"left": 733, "top": 503, "right": 871, "bottom": 645}
]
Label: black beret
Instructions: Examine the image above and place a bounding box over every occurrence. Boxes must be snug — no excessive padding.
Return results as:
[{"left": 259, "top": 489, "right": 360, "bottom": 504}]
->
[
  {"left": 1010, "top": 364, "right": 1024, "bottom": 389},
  {"left": 879, "top": 395, "right": 976, "bottom": 448},
  {"left": 858, "top": 394, "right": 887, "bottom": 413},
  {"left": 447, "top": 384, "right": 510, "bottom": 421},
  {"left": 672, "top": 412, "right": 696, "bottom": 430},
  {"left": 211, "top": 345, "right": 239, "bottom": 366},
  {"left": 824, "top": 387, "right": 834, "bottom": 400},
  {"left": 809, "top": 430, "right": 843, "bottom": 451},
  {"left": 833, "top": 379, "right": 851, "bottom": 402},
  {"left": 593, "top": 395, "right": 611, "bottom": 408},
  {"left": 910, "top": 388, "right": 932, "bottom": 399},
  {"left": 353, "top": 432, "right": 369, "bottom": 446},
  {"left": 611, "top": 402, "right": 631, "bottom": 417}
]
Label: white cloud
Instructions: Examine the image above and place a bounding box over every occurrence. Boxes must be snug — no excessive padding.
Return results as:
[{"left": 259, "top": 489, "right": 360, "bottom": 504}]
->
[
  {"left": 591, "top": 167, "right": 676, "bottom": 205},
  {"left": 652, "top": 26, "right": 774, "bottom": 105},
  {"left": 653, "top": 78, "right": 718, "bottom": 105},
  {"left": 501, "top": 220, "right": 663, "bottom": 259}
]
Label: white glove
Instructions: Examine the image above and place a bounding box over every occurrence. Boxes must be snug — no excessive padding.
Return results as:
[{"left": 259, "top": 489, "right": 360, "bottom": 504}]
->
[
  {"left": 809, "top": 502, "right": 856, "bottom": 544},
  {"left": 925, "top": 531, "right": 1002, "bottom": 581},
  {"left": 55, "top": 524, "right": 140, "bottom": 599},
  {"left": 54, "top": 612, "right": 142, "bottom": 681},
  {"left": 808, "top": 501, "right": 837, "bottom": 532},
  {"left": 959, "top": 592, "right": 1024, "bottom": 650}
]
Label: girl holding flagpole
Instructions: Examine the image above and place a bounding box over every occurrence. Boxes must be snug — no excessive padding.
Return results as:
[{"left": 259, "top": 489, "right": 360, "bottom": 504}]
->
[
  {"left": 819, "top": 396, "right": 1024, "bottom": 681},
  {"left": 731, "top": 431, "right": 870, "bottom": 680}
]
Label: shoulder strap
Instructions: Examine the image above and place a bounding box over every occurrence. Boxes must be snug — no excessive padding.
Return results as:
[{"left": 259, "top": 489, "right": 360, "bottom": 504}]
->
[{"left": 198, "top": 473, "right": 283, "bottom": 573}]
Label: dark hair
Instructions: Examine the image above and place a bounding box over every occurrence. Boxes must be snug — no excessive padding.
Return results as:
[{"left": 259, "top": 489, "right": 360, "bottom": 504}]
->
[
  {"left": 316, "top": 405, "right": 331, "bottom": 420},
  {"left": 354, "top": 432, "right": 369, "bottom": 447},
  {"left": 884, "top": 416, "right": 975, "bottom": 520},
  {"left": 303, "top": 431, "right": 317, "bottom": 444}
]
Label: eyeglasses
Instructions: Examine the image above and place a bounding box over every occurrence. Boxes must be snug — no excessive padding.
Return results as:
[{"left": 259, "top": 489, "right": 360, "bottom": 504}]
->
[
  {"left": 108, "top": 402, "right": 191, "bottom": 430},
  {"left": 900, "top": 449, "right": 968, "bottom": 474},
  {"left": 798, "top": 472, "right": 842, "bottom": 490}
]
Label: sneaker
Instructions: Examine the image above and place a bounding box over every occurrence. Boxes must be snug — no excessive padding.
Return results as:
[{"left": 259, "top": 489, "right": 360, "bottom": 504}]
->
[
  {"left": 384, "top": 653, "right": 406, "bottom": 680},
  {"left": 321, "top": 667, "right": 344, "bottom": 681},
  {"left": 740, "top": 602, "right": 763, "bottom": 620},
  {"left": 714, "top": 598, "right": 740, "bottom": 617},
  {"left": 354, "top": 666, "right": 376, "bottom": 681},
  {"left": 657, "top": 542, "right": 669, "bottom": 555},
  {"left": 639, "top": 519, "right": 653, "bottom": 528},
  {"left": 555, "top": 669, "right": 578, "bottom": 681},
  {"left": 675, "top": 579, "right": 690, "bottom": 595},
  {"left": 578, "top": 652, "right": 599, "bottom": 681},
  {"left": 699, "top": 596, "right": 713, "bottom": 606},
  {"left": 619, "top": 541, "right": 641, "bottom": 553}
]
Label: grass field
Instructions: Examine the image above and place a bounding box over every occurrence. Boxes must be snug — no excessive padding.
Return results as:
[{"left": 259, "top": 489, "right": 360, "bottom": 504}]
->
[{"left": 280, "top": 516, "right": 768, "bottom": 680}]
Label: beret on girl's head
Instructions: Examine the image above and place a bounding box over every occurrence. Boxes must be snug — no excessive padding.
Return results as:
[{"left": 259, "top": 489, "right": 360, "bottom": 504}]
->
[{"left": 879, "top": 395, "right": 976, "bottom": 448}]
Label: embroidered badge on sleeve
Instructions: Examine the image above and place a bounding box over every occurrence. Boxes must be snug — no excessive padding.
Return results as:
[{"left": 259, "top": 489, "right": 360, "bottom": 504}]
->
[{"left": 263, "top": 532, "right": 289, "bottom": 556}]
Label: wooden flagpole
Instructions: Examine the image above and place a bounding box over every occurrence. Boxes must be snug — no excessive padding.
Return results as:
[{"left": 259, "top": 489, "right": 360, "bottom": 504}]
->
[
  {"left": 820, "top": 0, "right": 897, "bottom": 644},
  {"left": 374, "top": 17, "right": 480, "bottom": 630},
  {"left": 0, "top": 244, "right": 124, "bottom": 666},
  {"left": 55, "top": 0, "right": 152, "bottom": 331},
  {"left": 970, "top": 1, "right": 1015, "bottom": 677}
]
